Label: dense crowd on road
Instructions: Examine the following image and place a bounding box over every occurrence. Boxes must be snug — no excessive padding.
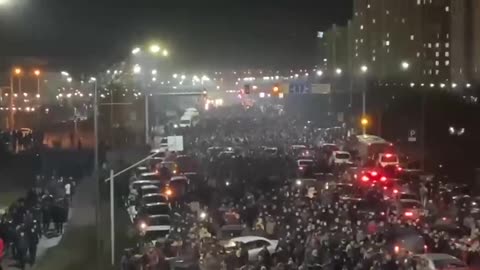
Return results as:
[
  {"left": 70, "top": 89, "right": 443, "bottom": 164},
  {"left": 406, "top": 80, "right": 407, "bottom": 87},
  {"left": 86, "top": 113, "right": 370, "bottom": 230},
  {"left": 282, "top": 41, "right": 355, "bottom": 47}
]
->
[
  {"left": 120, "top": 105, "right": 480, "bottom": 270},
  {"left": 0, "top": 175, "right": 74, "bottom": 270}
]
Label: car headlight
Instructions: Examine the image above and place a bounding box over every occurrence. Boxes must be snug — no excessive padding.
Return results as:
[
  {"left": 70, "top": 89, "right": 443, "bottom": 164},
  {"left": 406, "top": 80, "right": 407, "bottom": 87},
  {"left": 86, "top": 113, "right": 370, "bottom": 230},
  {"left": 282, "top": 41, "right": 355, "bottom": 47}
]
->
[{"left": 296, "top": 180, "right": 302, "bottom": 186}]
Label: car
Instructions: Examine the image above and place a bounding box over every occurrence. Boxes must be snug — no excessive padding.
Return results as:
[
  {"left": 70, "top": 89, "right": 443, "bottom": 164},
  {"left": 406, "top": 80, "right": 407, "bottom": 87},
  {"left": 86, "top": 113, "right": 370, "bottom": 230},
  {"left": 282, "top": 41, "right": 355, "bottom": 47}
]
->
[
  {"left": 138, "top": 214, "right": 172, "bottom": 243},
  {"left": 129, "top": 180, "right": 162, "bottom": 195},
  {"left": 377, "top": 153, "right": 400, "bottom": 168},
  {"left": 137, "top": 202, "right": 171, "bottom": 219},
  {"left": 139, "top": 172, "right": 163, "bottom": 181},
  {"left": 412, "top": 253, "right": 468, "bottom": 270},
  {"left": 138, "top": 184, "right": 163, "bottom": 198},
  {"left": 355, "top": 168, "right": 388, "bottom": 185},
  {"left": 391, "top": 199, "right": 426, "bottom": 220},
  {"left": 262, "top": 146, "right": 278, "bottom": 156},
  {"left": 397, "top": 192, "right": 420, "bottom": 201},
  {"left": 217, "top": 224, "right": 247, "bottom": 242},
  {"left": 140, "top": 193, "right": 168, "bottom": 206},
  {"left": 385, "top": 225, "right": 426, "bottom": 254},
  {"left": 224, "top": 236, "right": 278, "bottom": 262},
  {"left": 329, "top": 151, "right": 352, "bottom": 167},
  {"left": 296, "top": 159, "right": 315, "bottom": 177}
]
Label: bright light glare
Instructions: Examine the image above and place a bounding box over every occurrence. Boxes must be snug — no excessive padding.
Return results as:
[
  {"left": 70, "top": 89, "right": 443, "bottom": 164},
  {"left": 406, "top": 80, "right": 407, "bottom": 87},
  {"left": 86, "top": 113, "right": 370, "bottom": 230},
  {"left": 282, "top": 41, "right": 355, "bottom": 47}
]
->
[
  {"left": 162, "top": 49, "right": 168, "bottom": 57},
  {"left": 67, "top": 77, "right": 72, "bottom": 83},
  {"left": 335, "top": 68, "right": 342, "bottom": 75},
  {"left": 0, "top": 0, "right": 10, "bottom": 5},
  {"left": 131, "top": 47, "right": 141, "bottom": 55},
  {"left": 316, "top": 70, "right": 323, "bottom": 76},
  {"left": 401, "top": 61, "right": 410, "bottom": 70},
  {"left": 61, "top": 71, "right": 69, "bottom": 76},
  {"left": 133, "top": 64, "right": 141, "bottom": 74},
  {"left": 173, "top": 73, "right": 178, "bottom": 79},
  {"left": 149, "top": 44, "right": 160, "bottom": 53},
  {"left": 181, "top": 75, "right": 186, "bottom": 80},
  {"left": 199, "top": 212, "right": 207, "bottom": 220},
  {"left": 361, "top": 65, "right": 368, "bottom": 73},
  {"left": 151, "top": 69, "right": 157, "bottom": 75}
]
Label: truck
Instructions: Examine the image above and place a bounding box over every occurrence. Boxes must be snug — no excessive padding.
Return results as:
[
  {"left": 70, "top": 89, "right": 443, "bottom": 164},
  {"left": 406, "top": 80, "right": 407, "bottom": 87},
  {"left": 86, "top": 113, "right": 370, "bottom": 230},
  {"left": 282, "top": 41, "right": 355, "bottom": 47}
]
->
[
  {"left": 152, "top": 135, "right": 184, "bottom": 152},
  {"left": 346, "top": 134, "right": 395, "bottom": 166}
]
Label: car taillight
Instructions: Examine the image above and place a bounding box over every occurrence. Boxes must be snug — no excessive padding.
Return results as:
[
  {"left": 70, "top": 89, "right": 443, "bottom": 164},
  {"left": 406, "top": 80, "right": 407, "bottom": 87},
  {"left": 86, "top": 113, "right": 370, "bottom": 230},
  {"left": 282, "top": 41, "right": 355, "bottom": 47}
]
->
[
  {"left": 397, "top": 166, "right": 403, "bottom": 172},
  {"left": 380, "top": 176, "right": 387, "bottom": 182},
  {"left": 385, "top": 153, "right": 393, "bottom": 158},
  {"left": 394, "top": 245, "right": 400, "bottom": 253},
  {"left": 371, "top": 171, "right": 378, "bottom": 177},
  {"left": 361, "top": 175, "right": 369, "bottom": 182},
  {"left": 404, "top": 211, "right": 413, "bottom": 217},
  {"left": 393, "top": 189, "right": 398, "bottom": 194},
  {"left": 424, "top": 245, "right": 428, "bottom": 252},
  {"left": 299, "top": 166, "right": 304, "bottom": 170}
]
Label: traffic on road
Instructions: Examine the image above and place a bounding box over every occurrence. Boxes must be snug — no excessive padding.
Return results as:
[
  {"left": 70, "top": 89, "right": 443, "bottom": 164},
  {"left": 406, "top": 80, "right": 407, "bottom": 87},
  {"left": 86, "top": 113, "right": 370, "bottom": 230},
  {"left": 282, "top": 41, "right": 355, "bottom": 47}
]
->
[{"left": 118, "top": 104, "right": 480, "bottom": 270}]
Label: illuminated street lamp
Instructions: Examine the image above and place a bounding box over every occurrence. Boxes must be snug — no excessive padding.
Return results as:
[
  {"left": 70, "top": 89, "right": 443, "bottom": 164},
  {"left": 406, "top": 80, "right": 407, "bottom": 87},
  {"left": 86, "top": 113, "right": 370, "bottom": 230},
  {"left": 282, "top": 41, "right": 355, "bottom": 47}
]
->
[
  {"left": 360, "top": 65, "right": 368, "bottom": 73},
  {"left": 67, "top": 77, "right": 73, "bottom": 83},
  {"left": 61, "top": 71, "right": 69, "bottom": 76},
  {"left": 133, "top": 64, "right": 141, "bottom": 74},
  {"left": 151, "top": 69, "right": 157, "bottom": 75},
  {"left": 149, "top": 44, "right": 161, "bottom": 54},
  {"left": 173, "top": 73, "right": 178, "bottom": 79},
  {"left": 14, "top": 68, "right": 21, "bottom": 75},
  {"left": 401, "top": 61, "right": 410, "bottom": 70},
  {"left": 34, "top": 69, "right": 41, "bottom": 97},
  {"left": 361, "top": 117, "right": 369, "bottom": 136},
  {"left": 316, "top": 70, "right": 323, "bottom": 77},
  {"left": 335, "top": 68, "right": 342, "bottom": 75},
  {"left": 132, "top": 47, "right": 141, "bottom": 55},
  {"left": 162, "top": 49, "right": 169, "bottom": 57}
]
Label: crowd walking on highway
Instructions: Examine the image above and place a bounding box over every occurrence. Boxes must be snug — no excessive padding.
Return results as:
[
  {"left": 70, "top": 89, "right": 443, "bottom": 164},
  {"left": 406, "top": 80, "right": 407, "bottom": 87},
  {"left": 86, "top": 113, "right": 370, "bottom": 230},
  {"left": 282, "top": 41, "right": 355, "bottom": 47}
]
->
[{"left": 119, "top": 105, "right": 480, "bottom": 270}]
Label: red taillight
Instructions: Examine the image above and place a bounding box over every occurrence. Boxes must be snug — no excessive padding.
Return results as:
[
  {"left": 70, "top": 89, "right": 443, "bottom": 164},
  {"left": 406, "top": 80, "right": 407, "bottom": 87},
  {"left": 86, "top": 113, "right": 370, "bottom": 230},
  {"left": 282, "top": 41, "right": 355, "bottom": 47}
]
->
[
  {"left": 424, "top": 245, "right": 428, "bottom": 252},
  {"left": 385, "top": 153, "right": 393, "bottom": 158},
  {"left": 371, "top": 171, "right": 378, "bottom": 177},
  {"left": 361, "top": 175, "right": 369, "bottom": 182},
  {"left": 404, "top": 211, "right": 413, "bottom": 217},
  {"left": 393, "top": 189, "right": 398, "bottom": 194},
  {"left": 299, "top": 166, "right": 304, "bottom": 170},
  {"left": 394, "top": 245, "right": 400, "bottom": 253},
  {"left": 397, "top": 166, "right": 403, "bottom": 172},
  {"left": 380, "top": 176, "right": 387, "bottom": 182}
]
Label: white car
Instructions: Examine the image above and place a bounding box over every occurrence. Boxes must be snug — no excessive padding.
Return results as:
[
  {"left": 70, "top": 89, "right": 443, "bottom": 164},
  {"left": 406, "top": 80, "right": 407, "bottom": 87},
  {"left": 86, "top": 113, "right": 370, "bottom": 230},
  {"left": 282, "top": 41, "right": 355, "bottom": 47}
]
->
[
  {"left": 377, "top": 153, "right": 399, "bottom": 168},
  {"left": 329, "top": 151, "right": 352, "bottom": 167},
  {"left": 139, "top": 214, "right": 172, "bottom": 243},
  {"left": 412, "top": 253, "right": 468, "bottom": 270},
  {"left": 224, "top": 236, "right": 278, "bottom": 262}
]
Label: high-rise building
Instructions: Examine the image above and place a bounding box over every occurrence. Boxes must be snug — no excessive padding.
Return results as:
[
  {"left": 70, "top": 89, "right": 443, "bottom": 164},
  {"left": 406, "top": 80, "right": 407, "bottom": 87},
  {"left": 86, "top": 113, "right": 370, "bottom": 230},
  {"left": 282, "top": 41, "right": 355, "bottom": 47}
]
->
[{"left": 323, "top": 0, "right": 478, "bottom": 89}]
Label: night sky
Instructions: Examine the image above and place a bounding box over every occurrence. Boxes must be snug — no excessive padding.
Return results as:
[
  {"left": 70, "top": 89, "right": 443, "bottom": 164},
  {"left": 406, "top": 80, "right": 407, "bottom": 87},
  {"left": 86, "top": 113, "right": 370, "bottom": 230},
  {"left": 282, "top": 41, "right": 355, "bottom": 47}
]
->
[{"left": 0, "top": 0, "right": 352, "bottom": 73}]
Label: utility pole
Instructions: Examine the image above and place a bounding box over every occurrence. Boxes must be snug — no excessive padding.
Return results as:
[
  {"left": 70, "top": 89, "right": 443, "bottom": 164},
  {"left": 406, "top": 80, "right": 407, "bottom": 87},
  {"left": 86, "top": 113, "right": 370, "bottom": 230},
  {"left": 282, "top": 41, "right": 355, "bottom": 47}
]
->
[{"left": 145, "top": 94, "right": 149, "bottom": 145}]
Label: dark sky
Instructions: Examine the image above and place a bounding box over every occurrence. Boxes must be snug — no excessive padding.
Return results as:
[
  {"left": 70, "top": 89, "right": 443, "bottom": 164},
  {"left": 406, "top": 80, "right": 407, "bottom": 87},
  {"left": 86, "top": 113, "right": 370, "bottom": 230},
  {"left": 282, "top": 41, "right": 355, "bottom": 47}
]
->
[{"left": 0, "top": 0, "right": 352, "bottom": 73}]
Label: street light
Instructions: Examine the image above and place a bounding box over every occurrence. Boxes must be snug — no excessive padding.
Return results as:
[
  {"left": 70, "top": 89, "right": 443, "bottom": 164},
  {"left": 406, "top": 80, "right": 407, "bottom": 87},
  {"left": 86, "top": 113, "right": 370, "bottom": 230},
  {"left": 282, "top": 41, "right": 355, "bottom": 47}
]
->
[
  {"left": 162, "top": 49, "right": 169, "bottom": 57},
  {"left": 133, "top": 64, "right": 141, "bottom": 74},
  {"left": 361, "top": 117, "right": 369, "bottom": 136},
  {"left": 151, "top": 69, "right": 157, "bottom": 75},
  {"left": 149, "top": 44, "right": 160, "bottom": 54},
  {"left": 361, "top": 65, "right": 368, "bottom": 73},
  {"left": 401, "top": 61, "right": 410, "bottom": 70},
  {"left": 335, "top": 68, "right": 342, "bottom": 75},
  {"left": 67, "top": 77, "right": 73, "bottom": 83},
  {"left": 14, "top": 68, "right": 21, "bottom": 75},
  {"left": 34, "top": 69, "right": 41, "bottom": 97},
  {"left": 61, "top": 71, "right": 69, "bottom": 76},
  {"left": 132, "top": 47, "right": 141, "bottom": 55},
  {"left": 316, "top": 70, "right": 323, "bottom": 77}
]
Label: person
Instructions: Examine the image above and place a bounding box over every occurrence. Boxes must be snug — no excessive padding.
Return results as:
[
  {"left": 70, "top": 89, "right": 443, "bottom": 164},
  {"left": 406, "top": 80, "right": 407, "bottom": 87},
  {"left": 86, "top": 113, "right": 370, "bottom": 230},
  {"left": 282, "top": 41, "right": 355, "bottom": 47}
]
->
[
  {"left": 0, "top": 236, "right": 4, "bottom": 270},
  {"left": 26, "top": 226, "right": 39, "bottom": 265},
  {"left": 65, "top": 181, "right": 72, "bottom": 203},
  {"left": 16, "top": 231, "right": 28, "bottom": 270}
]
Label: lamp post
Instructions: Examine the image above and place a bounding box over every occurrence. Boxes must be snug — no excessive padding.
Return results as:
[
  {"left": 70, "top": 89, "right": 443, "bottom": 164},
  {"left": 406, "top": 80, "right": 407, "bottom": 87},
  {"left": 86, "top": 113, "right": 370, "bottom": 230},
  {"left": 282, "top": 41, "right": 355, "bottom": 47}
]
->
[
  {"left": 360, "top": 65, "right": 368, "bottom": 121},
  {"left": 34, "top": 69, "right": 41, "bottom": 97},
  {"left": 14, "top": 68, "right": 22, "bottom": 98}
]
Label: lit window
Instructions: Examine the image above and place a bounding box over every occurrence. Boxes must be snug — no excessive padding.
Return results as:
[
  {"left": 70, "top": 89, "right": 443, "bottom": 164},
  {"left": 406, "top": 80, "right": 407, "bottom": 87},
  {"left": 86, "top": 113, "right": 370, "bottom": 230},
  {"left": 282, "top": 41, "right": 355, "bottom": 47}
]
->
[
  {"left": 386, "top": 10, "right": 390, "bottom": 15},
  {"left": 386, "top": 40, "right": 390, "bottom": 46},
  {"left": 401, "top": 18, "right": 406, "bottom": 23},
  {"left": 355, "top": 12, "right": 358, "bottom": 16},
  {"left": 445, "top": 60, "right": 450, "bottom": 66},
  {"left": 435, "top": 52, "right": 439, "bottom": 57},
  {"left": 387, "top": 33, "right": 390, "bottom": 38},
  {"left": 416, "top": 52, "right": 421, "bottom": 58},
  {"left": 372, "top": 49, "right": 376, "bottom": 53},
  {"left": 445, "top": 43, "right": 450, "bottom": 48},
  {"left": 355, "top": 39, "right": 358, "bottom": 43},
  {"left": 355, "top": 53, "right": 358, "bottom": 57},
  {"left": 367, "top": 4, "right": 371, "bottom": 8},
  {"left": 435, "top": 61, "right": 439, "bottom": 66},
  {"left": 429, "top": 69, "right": 432, "bottom": 74},
  {"left": 445, "top": 52, "right": 449, "bottom": 57},
  {"left": 436, "top": 43, "right": 440, "bottom": 48},
  {"left": 428, "top": 43, "right": 432, "bottom": 48},
  {"left": 360, "top": 25, "right": 364, "bottom": 30},
  {"left": 372, "top": 56, "right": 376, "bottom": 61},
  {"left": 445, "top": 6, "right": 449, "bottom": 12},
  {"left": 360, "top": 39, "right": 363, "bottom": 43},
  {"left": 446, "top": 33, "right": 449, "bottom": 39},
  {"left": 372, "top": 19, "right": 376, "bottom": 24},
  {"left": 435, "top": 70, "right": 439, "bottom": 75},
  {"left": 410, "top": 35, "right": 415, "bottom": 41},
  {"left": 417, "top": 0, "right": 421, "bottom": 4}
]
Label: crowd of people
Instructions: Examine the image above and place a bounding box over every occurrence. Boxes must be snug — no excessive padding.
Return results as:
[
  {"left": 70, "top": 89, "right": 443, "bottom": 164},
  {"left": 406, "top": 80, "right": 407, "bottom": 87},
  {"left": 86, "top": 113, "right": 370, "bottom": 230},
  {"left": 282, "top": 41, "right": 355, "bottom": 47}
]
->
[
  {"left": 120, "top": 105, "right": 480, "bottom": 270},
  {"left": 0, "top": 175, "right": 74, "bottom": 270}
]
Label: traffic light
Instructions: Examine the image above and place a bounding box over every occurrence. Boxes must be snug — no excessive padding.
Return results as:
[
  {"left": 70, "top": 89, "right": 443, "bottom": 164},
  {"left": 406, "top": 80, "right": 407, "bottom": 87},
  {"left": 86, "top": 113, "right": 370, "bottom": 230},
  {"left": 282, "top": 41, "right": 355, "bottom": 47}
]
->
[{"left": 244, "top": 84, "right": 250, "bottom": 94}]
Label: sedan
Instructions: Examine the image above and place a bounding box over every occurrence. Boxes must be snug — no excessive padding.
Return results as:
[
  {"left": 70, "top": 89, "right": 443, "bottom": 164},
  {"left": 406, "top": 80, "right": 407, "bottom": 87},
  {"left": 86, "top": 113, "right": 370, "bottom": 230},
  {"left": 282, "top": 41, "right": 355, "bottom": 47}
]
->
[{"left": 224, "top": 236, "right": 278, "bottom": 262}]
